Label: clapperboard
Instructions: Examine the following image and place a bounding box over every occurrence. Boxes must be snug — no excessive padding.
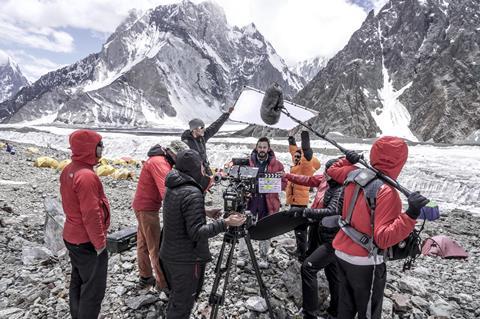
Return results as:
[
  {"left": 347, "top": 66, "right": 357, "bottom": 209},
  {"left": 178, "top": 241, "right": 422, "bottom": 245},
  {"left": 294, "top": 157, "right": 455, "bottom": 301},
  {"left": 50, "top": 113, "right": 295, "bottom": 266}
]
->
[{"left": 258, "top": 173, "right": 282, "bottom": 193}]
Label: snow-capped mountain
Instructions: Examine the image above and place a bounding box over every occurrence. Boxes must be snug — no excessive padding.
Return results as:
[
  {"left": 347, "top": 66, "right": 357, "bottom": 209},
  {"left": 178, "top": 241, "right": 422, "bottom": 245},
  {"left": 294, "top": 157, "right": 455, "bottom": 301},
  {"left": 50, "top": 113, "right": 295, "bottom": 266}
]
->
[
  {"left": 0, "top": 1, "right": 304, "bottom": 127},
  {"left": 0, "top": 56, "right": 29, "bottom": 103},
  {"left": 295, "top": 0, "right": 480, "bottom": 143},
  {"left": 291, "top": 56, "right": 329, "bottom": 82}
]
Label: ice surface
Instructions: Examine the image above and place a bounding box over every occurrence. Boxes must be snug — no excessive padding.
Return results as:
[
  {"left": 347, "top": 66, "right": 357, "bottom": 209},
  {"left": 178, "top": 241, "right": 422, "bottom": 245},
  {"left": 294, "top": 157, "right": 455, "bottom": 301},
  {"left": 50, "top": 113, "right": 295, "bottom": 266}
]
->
[{"left": 0, "top": 126, "right": 478, "bottom": 215}]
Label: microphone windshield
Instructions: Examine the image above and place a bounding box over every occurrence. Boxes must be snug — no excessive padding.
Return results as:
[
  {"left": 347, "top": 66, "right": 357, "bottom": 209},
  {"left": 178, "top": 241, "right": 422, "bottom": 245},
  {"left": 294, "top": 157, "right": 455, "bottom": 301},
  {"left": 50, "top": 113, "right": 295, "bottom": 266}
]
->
[{"left": 260, "top": 83, "right": 284, "bottom": 125}]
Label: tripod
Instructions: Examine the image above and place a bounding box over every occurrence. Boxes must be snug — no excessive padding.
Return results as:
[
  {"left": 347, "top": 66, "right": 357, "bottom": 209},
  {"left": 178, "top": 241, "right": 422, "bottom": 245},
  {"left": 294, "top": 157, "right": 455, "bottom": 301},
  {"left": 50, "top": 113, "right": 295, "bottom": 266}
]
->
[{"left": 208, "top": 215, "right": 275, "bottom": 319}]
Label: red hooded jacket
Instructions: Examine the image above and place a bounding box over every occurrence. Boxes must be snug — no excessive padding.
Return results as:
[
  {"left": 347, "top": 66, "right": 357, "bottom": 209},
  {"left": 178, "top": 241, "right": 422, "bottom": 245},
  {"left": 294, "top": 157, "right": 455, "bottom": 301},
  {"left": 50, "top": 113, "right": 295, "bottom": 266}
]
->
[
  {"left": 60, "top": 130, "right": 111, "bottom": 250},
  {"left": 132, "top": 155, "right": 172, "bottom": 212},
  {"left": 327, "top": 136, "right": 416, "bottom": 257}
]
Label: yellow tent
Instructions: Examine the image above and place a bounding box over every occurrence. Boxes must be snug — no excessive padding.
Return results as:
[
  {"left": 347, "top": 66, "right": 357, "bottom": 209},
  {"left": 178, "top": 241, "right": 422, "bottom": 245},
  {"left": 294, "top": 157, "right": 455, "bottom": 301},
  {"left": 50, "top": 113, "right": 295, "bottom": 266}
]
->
[
  {"left": 34, "top": 157, "right": 59, "bottom": 169},
  {"left": 112, "top": 159, "right": 128, "bottom": 166},
  {"left": 112, "top": 168, "right": 135, "bottom": 180},
  {"left": 57, "top": 159, "right": 72, "bottom": 171},
  {"left": 99, "top": 157, "right": 111, "bottom": 166},
  {"left": 96, "top": 165, "right": 116, "bottom": 176},
  {"left": 26, "top": 147, "right": 40, "bottom": 155}
]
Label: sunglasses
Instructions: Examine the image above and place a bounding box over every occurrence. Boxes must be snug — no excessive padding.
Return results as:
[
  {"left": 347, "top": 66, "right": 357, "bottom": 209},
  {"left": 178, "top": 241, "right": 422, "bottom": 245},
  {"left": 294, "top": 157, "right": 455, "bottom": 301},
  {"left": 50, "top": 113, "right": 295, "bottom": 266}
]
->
[
  {"left": 294, "top": 155, "right": 301, "bottom": 159},
  {"left": 197, "top": 126, "right": 204, "bottom": 130},
  {"left": 97, "top": 141, "right": 104, "bottom": 148}
]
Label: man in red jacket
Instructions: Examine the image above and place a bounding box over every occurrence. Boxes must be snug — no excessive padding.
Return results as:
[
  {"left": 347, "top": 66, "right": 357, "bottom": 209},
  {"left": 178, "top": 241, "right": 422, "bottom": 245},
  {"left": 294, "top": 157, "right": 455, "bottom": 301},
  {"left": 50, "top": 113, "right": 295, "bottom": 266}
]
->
[
  {"left": 327, "top": 136, "right": 429, "bottom": 319},
  {"left": 60, "top": 129, "right": 110, "bottom": 319},
  {"left": 132, "top": 140, "right": 188, "bottom": 290}
]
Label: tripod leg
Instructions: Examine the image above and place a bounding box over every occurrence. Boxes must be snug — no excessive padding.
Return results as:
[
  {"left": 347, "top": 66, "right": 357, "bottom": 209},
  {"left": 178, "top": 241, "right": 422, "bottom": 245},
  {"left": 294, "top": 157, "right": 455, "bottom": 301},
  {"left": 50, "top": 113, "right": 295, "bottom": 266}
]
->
[
  {"left": 209, "top": 231, "right": 238, "bottom": 319},
  {"left": 244, "top": 233, "right": 276, "bottom": 318}
]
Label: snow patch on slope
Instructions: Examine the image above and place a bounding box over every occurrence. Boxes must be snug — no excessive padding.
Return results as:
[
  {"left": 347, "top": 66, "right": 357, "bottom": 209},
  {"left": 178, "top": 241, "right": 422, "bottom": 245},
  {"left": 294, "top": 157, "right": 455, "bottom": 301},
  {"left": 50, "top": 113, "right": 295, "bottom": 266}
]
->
[{"left": 372, "top": 22, "right": 418, "bottom": 142}]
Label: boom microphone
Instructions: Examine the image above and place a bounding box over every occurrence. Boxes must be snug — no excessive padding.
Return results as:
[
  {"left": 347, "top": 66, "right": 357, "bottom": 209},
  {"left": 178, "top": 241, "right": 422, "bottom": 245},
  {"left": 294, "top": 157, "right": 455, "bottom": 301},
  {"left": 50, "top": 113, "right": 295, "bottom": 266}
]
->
[{"left": 260, "top": 82, "right": 284, "bottom": 125}]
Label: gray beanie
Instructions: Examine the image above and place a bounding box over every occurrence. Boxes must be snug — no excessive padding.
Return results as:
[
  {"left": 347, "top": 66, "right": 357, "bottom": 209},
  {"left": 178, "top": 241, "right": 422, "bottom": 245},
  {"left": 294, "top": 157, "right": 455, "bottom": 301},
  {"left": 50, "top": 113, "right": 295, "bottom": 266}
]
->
[
  {"left": 169, "top": 140, "right": 189, "bottom": 154},
  {"left": 189, "top": 118, "right": 205, "bottom": 130}
]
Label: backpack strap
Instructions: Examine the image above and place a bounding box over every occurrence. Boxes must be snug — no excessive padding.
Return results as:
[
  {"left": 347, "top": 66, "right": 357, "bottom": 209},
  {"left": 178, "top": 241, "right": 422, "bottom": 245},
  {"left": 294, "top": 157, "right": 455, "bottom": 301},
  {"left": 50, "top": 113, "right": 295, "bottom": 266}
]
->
[{"left": 338, "top": 169, "right": 383, "bottom": 256}]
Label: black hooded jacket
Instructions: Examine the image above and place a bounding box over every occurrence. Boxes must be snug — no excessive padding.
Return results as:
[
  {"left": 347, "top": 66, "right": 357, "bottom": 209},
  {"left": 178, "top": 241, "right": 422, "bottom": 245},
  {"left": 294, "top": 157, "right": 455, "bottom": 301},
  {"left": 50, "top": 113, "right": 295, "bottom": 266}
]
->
[
  {"left": 160, "top": 151, "right": 226, "bottom": 264},
  {"left": 181, "top": 112, "right": 230, "bottom": 175}
]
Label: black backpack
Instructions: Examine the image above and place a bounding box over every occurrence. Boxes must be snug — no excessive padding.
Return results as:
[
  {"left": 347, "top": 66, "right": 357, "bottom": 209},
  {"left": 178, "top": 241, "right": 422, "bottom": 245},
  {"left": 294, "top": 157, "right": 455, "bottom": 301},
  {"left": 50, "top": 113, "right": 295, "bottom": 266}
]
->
[{"left": 338, "top": 169, "right": 424, "bottom": 271}]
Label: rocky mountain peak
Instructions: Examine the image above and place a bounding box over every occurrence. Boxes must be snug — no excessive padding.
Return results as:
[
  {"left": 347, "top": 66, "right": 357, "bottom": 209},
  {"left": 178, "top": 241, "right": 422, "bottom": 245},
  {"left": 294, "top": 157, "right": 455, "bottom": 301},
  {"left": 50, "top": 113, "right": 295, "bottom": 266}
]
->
[
  {"left": 0, "top": 55, "right": 29, "bottom": 103},
  {"left": 294, "top": 0, "right": 480, "bottom": 143}
]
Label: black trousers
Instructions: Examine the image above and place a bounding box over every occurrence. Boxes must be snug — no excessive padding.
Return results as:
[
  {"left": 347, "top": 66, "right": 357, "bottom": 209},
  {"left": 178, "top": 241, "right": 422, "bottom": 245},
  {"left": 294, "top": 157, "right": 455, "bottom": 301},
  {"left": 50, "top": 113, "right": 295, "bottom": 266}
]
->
[
  {"left": 65, "top": 241, "right": 108, "bottom": 319},
  {"left": 163, "top": 261, "right": 206, "bottom": 319},
  {"left": 292, "top": 205, "right": 308, "bottom": 260},
  {"left": 336, "top": 257, "right": 386, "bottom": 319},
  {"left": 306, "top": 223, "right": 321, "bottom": 256},
  {"left": 301, "top": 242, "right": 339, "bottom": 317}
]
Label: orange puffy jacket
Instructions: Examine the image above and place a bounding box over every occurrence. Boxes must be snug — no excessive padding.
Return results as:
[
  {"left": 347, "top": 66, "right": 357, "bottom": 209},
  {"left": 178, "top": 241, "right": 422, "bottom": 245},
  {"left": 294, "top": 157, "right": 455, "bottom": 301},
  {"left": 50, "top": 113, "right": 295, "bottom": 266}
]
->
[{"left": 286, "top": 144, "right": 321, "bottom": 206}]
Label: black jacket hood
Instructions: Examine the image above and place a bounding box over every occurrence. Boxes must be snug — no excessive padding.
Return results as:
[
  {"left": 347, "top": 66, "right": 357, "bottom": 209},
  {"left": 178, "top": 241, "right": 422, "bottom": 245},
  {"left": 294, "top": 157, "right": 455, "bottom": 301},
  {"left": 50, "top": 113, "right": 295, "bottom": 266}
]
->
[{"left": 165, "top": 169, "right": 202, "bottom": 190}]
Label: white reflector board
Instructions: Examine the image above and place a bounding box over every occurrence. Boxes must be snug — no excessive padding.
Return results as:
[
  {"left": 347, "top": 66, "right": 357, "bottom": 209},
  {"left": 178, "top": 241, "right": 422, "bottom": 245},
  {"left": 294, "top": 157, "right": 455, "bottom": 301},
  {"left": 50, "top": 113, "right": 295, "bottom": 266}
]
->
[{"left": 230, "top": 86, "right": 317, "bottom": 130}]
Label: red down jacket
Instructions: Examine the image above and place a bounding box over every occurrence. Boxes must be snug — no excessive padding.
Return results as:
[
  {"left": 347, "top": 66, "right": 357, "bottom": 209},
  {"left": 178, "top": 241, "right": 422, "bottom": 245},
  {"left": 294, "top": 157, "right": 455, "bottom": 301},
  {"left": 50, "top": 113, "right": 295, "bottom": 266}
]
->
[
  {"left": 327, "top": 136, "right": 416, "bottom": 257},
  {"left": 60, "top": 130, "right": 111, "bottom": 250}
]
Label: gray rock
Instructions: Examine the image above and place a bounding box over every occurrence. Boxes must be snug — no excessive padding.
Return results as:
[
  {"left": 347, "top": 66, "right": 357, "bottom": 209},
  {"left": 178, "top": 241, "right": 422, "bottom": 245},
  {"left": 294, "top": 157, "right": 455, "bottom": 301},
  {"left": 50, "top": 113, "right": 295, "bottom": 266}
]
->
[
  {"left": 392, "top": 293, "right": 411, "bottom": 313},
  {"left": 245, "top": 296, "right": 267, "bottom": 313},
  {"left": 125, "top": 295, "right": 158, "bottom": 310},
  {"left": 429, "top": 297, "right": 454, "bottom": 317}
]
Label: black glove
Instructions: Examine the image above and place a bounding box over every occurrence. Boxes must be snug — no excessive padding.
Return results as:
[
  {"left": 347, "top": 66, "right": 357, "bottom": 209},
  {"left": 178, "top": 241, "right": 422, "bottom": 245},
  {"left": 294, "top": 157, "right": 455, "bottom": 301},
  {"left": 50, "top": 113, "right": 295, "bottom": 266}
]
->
[
  {"left": 302, "top": 208, "right": 317, "bottom": 219},
  {"left": 345, "top": 150, "right": 361, "bottom": 164},
  {"left": 288, "top": 207, "right": 304, "bottom": 218},
  {"left": 300, "top": 131, "right": 313, "bottom": 161},
  {"left": 288, "top": 136, "right": 296, "bottom": 146},
  {"left": 406, "top": 191, "right": 429, "bottom": 219},
  {"left": 300, "top": 131, "right": 310, "bottom": 150}
]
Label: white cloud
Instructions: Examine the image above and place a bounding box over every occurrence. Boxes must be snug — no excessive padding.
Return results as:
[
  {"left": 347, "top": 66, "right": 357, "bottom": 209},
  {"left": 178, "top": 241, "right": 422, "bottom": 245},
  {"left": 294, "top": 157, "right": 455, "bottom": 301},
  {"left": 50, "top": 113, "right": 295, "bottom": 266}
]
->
[
  {"left": 0, "top": 50, "right": 9, "bottom": 65},
  {"left": 0, "top": 0, "right": 370, "bottom": 63},
  {"left": 3, "top": 50, "right": 64, "bottom": 81}
]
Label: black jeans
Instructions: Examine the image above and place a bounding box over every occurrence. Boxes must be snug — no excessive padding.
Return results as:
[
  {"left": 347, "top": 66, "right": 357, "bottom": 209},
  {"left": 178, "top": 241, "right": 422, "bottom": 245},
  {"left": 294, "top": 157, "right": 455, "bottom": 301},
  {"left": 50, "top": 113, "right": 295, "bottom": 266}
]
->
[
  {"left": 336, "top": 257, "right": 387, "bottom": 319},
  {"left": 65, "top": 241, "right": 108, "bottom": 319},
  {"left": 301, "top": 242, "right": 339, "bottom": 317},
  {"left": 163, "top": 261, "right": 206, "bottom": 319}
]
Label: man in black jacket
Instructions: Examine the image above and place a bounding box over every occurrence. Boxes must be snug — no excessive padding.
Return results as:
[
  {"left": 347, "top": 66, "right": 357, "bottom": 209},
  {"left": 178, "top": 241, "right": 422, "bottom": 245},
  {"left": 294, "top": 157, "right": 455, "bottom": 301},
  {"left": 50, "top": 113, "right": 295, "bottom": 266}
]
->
[
  {"left": 289, "top": 158, "right": 343, "bottom": 319},
  {"left": 160, "top": 149, "right": 245, "bottom": 319},
  {"left": 181, "top": 107, "right": 234, "bottom": 175}
]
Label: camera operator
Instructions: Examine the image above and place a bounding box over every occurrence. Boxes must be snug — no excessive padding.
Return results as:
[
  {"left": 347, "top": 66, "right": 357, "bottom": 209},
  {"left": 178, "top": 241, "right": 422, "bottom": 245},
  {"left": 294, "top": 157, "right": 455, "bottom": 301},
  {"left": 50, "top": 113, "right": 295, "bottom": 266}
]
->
[
  {"left": 160, "top": 149, "right": 246, "bottom": 319},
  {"left": 237, "top": 137, "right": 285, "bottom": 269},
  {"left": 286, "top": 131, "right": 320, "bottom": 262},
  {"left": 181, "top": 106, "right": 234, "bottom": 175}
]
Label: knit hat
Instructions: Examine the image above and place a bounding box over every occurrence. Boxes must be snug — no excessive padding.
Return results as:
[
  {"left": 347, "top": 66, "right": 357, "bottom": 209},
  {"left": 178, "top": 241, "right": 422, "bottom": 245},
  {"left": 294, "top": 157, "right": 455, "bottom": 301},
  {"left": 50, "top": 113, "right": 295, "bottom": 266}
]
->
[
  {"left": 189, "top": 118, "right": 205, "bottom": 130},
  {"left": 169, "top": 140, "right": 189, "bottom": 155}
]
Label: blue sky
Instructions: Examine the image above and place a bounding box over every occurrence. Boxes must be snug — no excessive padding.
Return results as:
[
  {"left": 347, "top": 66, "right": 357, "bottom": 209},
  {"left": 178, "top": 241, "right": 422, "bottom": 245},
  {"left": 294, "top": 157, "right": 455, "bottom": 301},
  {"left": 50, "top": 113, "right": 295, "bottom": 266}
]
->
[{"left": 0, "top": 0, "right": 387, "bottom": 82}]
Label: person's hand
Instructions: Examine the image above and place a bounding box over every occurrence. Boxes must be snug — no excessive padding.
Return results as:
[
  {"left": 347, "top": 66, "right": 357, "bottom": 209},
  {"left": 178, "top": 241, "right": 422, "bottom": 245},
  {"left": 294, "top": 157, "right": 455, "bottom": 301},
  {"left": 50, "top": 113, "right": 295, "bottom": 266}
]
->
[
  {"left": 288, "top": 207, "right": 304, "bottom": 218},
  {"left": 406, "top": 191, "right": 429, "bottom": 219},
  {"left": 224, "top": 213, "right": 246, "bottom": 227},
  {"left": 345, "top": 150, "right": 361, "bottom": 164},
  {"left": 228, "top": 106, "right": 235, "bottom": 114},
  {"left": 96, "top": 246, "right": 106, "bottom": 255},
  {"left": 288, "top": 136, "right": 296, "bottom": 146},
  {"left": 206, "top": 208, "right": 222, "bottom": 219}
]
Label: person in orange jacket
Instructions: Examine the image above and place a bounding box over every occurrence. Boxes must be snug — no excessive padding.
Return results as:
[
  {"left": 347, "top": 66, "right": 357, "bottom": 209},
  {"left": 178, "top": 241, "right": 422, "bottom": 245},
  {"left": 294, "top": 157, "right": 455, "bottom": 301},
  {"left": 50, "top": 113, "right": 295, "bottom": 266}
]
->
[
  {"left": 286, "top": 131, "right": 320, "bottom": 261},
  {"left": 60, "top": 129, "right": 110, "bottom": 319}
]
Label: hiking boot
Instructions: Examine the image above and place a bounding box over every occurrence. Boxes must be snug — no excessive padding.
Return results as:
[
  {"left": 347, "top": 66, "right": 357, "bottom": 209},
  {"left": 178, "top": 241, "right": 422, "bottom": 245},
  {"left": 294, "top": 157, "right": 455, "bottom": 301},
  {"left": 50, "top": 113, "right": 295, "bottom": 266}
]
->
[{"left": 138, "top": 276, "right": 156, "bottom": 289}]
